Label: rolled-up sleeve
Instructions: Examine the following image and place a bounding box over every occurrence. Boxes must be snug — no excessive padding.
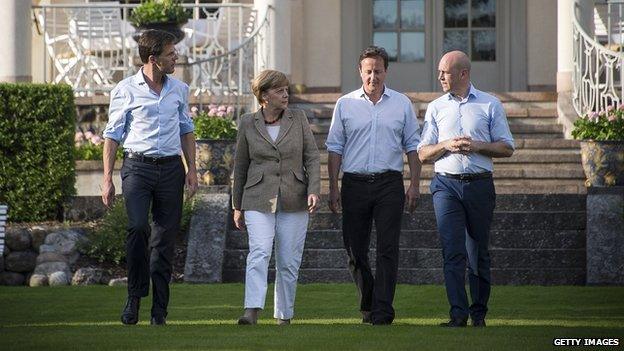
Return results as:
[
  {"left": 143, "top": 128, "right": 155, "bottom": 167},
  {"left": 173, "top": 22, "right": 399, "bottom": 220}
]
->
[
  {"left": 178, "top": 85, "right": 195, "bottom": 135},
  {"left": 489, "top": 101, "right": 514, "bottom": 149},
  {"left": 417, "top": 104, "right": 439, "bottom": 151},
  {"left": 103, "top": 86, "right": 127, "bottom": 143},
  {"left": 325, "top": 99, "right": 346, "bottom": 155},
  {"left": 402, "top": 100, "right": 421, "bottom": 153}
]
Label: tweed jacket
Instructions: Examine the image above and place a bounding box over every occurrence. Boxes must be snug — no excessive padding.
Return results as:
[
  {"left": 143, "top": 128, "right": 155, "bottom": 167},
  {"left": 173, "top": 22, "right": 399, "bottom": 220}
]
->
[{"left": 232, "top": 108, "right": 321, "bottom": 212}]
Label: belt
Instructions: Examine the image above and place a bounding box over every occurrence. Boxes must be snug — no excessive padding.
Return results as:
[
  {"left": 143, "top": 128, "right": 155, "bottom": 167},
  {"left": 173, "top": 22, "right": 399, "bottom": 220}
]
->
[
  {"left": 436, "top": 172, "right": 492, "bottom": 181},
  {"left": 343, "top": 171, "right": 402, "bottom": 183},
  {"left": 124, "top": 151, "right": 180, "bottom": 165}
]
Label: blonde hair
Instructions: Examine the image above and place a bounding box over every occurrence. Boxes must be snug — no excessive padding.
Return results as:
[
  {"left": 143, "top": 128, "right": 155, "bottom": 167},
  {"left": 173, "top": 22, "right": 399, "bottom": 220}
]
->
[{"left": 251, "top": 70, "right": 290, "bottom": 105}]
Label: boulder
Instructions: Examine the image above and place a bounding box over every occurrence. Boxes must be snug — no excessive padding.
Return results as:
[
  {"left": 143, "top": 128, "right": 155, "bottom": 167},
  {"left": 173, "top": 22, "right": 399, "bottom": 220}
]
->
[
  {"left": 4, "top": 251, "right": 37, "bottom": 273},
  {"left": 72, "top": 268, "right": 110, "bottom": 285},
  {"left": 42, "top": 230, "right": 83, "bottom": 256},
  {"left": 0, "top": 271, "right": 25, "bottom": 286},
  {"left": 34, "top": 261, "right": 70, "bottom": 277},
  {"left": 49, "top": 271, "right": 70, "bottom": 286},
  {"left": 30, "top": 226, "right": 48, "bottom": 251},
  {"left": 5, "top": 228, "right": 31, "bottom": 251},
  {"left": 108, "top": 277, "right": 128, "bottom": 287},
  {"left": 29, "top": 274, "right": 48, "bottom": 287},
  {"left": 36, "top": 252, "right": 69, "bottom": 265}
]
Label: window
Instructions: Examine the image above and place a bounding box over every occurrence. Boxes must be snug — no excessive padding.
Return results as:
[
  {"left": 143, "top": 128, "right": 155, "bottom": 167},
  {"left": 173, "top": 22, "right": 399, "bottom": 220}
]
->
[
  {"left": 443, "top": 0, "right": 496, "bottom": 61},
  {"left": 373, "top": 0, "right": 425, "bottom": 62}
]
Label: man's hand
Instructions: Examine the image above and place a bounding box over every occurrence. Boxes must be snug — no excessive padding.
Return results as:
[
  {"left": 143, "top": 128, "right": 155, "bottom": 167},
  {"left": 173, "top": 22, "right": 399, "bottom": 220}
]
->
[
  {"left": 185, "top": 170, "right": 199, "bottom": 198},
  {"left": 444, "top": 136, "right": 472, "bottom": 154},
  {"left": 101, "top": 178, "right": 115, "bottom": 208},
  {"left": 328, "top": 186, "right": 341, "bottom": 214},
  {"left": 233, "top": 209, "right": 246, "bottom": 230},
  {"left": 405, "top": 183, "right": 420, "bottom": 213},
  {"left": 308, "top": 193, "right": 320, "bottom": 213}
]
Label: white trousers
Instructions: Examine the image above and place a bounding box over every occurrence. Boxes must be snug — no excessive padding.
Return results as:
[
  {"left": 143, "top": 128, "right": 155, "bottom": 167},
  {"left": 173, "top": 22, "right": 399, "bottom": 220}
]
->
[{"left": 243, "top": 210, "right": 309, "bottom": 319}]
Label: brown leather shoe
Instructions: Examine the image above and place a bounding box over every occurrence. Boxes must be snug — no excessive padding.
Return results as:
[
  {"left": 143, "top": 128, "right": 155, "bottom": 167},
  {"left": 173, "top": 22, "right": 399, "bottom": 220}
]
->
[{"left": 237, "top": 308, "right": 259, "bottom": 325}]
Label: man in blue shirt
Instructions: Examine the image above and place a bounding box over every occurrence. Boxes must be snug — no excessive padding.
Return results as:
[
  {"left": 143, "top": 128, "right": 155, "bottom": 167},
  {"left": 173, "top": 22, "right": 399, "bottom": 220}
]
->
[
  {"left": 418, "top": 51, "right": 514, "bottom": 328},
  {"left": 326, "top": 46, "right": 422, "bottom": 325},
  {"left": 101, "top": 30, "right": 198, "bottom": 326}
]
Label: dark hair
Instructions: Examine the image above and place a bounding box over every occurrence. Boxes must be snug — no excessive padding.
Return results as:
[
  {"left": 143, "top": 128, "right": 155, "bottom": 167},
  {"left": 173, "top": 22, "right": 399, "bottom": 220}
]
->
[
  {"left": 138, "top": 30, "right": 176, "bottom": 63},
  {"left": 358, "top": 46, "right": 389, "bottom": 70}
]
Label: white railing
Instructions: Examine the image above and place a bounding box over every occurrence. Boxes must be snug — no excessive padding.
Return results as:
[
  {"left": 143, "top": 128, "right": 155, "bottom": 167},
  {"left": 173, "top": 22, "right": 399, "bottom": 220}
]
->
[
  {"left": 573, "top": 1, "right": 624, "bottom": 116},
  {"left": 31, "top": 3, "right": 269, "bottom": 101}
]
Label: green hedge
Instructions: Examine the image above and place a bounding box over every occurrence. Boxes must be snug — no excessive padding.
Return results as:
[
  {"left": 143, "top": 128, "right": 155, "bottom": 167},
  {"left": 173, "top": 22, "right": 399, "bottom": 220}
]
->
[{"left": 0, "top": 84, "right": 76, "bottom": 222}]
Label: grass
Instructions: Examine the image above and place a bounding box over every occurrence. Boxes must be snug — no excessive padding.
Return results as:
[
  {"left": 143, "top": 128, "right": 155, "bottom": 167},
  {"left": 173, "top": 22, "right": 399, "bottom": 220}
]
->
[{"left": 0, "top": 284, "right": 623, "bottom": 350}]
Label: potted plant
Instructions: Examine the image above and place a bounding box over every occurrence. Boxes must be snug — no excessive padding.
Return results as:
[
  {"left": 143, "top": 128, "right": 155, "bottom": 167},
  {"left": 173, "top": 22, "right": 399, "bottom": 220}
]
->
[
  {"left": 130, "top": 0, "right": 190, "bottom": 44},
  {"left": 193, "top": 105, "right": 238, "bottom": 186},
  {"left": 572, "top": 105, "right": 624, "bottom": 186}
]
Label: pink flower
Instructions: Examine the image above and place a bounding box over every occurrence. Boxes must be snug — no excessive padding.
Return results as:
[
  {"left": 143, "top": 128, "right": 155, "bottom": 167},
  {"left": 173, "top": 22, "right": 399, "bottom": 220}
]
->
[
  {"left": 74, "top": 132, "right": 84, "bottom": 142},
  {"left": 619, "top": 103, "right": 624, "bottom": 110},
  {"left": 607, "top": 105, "right": 615, "bottom": 112},
  {"left": 90, "top": 135, "right": 103, "bottom": 145},
  {"left": 208, "top": 108, "right": 218, "bottom": 116},
  {"left": 598, "top": 110, "right": 606, "bottom": 116},
  {"left": 226, "top": 106, "right": 235, "bottom": 114},
  {"left": 608, "top": 113, "right": 617, "bottom": 122},
  {"left": 217, "top": 111, "right": 226, "bottom": 117},
  {"left": 589, "top": 111, "right": 599, "bottom": 120},
  {"left": 208, "top": 104, "right": 217, "bottom": 110},
  {"left": 84, "top": 131, "right": 94, "bottom": 140},
  {"left": 218, "top": 105, "right": 227, "bottom": 112}
]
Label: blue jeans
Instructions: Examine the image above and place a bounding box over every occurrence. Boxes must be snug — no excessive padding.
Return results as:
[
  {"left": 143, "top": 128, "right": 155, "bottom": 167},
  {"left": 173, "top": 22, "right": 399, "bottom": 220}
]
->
[{"left": 430, "top": 174, "right": 495, "bottom": 321}]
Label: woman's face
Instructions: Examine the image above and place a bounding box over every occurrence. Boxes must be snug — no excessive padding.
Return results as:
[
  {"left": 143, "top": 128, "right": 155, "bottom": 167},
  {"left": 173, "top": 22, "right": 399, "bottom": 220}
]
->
[{"left": 262, "top": 85, "right": 289, "bottom": 110}]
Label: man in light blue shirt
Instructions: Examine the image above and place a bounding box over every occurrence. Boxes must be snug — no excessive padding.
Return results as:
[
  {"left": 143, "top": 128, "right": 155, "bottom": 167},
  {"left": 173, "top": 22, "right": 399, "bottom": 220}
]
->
[
  {"left": 326, "top": 46, "right": 422, "bottom": 325},
  {"left": 418, "top": 50, "right": 514, "bottom": 328},
  {"left": 101, "top": 30, "right": 198, "bottom": 326}
]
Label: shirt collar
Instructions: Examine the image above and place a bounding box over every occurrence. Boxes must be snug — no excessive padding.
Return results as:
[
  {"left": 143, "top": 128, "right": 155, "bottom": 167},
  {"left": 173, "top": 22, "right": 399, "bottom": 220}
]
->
[
  {"left": 447, "top": 83, "right": 478, "bottom": 102},
  {"left": 133, "top": 67, "right": 169, "bottom": 91},
  {"left": 358, "top": 85, "right": 391, "bottom": 102}
]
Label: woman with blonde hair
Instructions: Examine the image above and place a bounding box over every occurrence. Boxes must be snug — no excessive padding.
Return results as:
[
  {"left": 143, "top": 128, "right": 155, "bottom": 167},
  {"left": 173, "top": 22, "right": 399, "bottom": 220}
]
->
[{"left": 232, "top": 69, "right": 320, "bottom": 325}]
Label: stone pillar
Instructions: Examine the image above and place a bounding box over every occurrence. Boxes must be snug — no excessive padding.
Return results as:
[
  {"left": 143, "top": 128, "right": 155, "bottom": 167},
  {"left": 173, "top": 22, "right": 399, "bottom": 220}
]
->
[
  {"left": 586, "top": 187, "right": 624, "bottom": 285},
  {"left": 254, "top": 0, "right": 291, "bottom": 76},
  {"left": 0, "top": 0, "right": 32, "bottom": 82}
]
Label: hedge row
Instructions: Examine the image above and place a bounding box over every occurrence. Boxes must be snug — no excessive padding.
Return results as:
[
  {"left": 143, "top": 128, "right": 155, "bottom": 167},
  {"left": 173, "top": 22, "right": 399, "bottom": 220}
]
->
[{"left": 0, "top": 84, "right": 76, "bottom": 222}]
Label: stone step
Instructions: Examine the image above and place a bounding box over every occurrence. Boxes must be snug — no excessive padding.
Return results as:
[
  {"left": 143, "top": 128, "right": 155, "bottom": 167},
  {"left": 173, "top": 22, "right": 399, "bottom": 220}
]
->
[
  {"left": 227, "top": 229, "right": 586, "bottom": 250},
  {"left": 317, "top": 163, "right": 584, "bottom": 179},
  {"left": 318, "top": 179, "right": 587, "bottom": 194},
  {"left": 222, "top": 267, "right": 585, "bottom": 285},
  {"left": 289, "top": 91, "right": 558, "bottom": 104},
  {"left": 223, "top": 248, "right": 585, "bottom": 270},
  {"left": 314, "top": 148, "right": 581, "bottom": 164}
]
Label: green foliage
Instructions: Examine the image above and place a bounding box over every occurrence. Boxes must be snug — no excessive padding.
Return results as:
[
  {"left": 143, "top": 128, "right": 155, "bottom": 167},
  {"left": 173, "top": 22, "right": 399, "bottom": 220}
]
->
[
  {"left": 82, "top": 197, "right": 195, "bottom": 265},
  {"left": 0, "top": 83, "right": 76, "bottom": 222},
  {"left": 193, "top": 111, "right": 237, "bottom": 140},
  {"left": 130, "top": 0, "right": 190, "bottom": 27},
  {"left": 572, "top": 107, "right": 624, "bottom": 141},
  {"left": 74, "top": 143, "right": 123, "bottom": 161}
]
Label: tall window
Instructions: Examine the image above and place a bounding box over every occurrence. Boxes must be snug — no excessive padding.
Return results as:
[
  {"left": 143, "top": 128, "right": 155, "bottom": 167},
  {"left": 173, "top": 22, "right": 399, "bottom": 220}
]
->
[
  {"left": 373, "top": 0, "right": 425, "bottom": 62},
  {"left": 443, "top": 0, "right": 496, "bottom": 61}
]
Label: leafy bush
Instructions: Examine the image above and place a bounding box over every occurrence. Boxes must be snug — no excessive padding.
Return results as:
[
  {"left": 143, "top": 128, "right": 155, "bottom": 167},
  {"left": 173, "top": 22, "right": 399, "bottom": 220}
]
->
[
  {"left": 572, "top": 106, "right": 624, "bottom": 141},
  {"left": 130, "top": 0, "right": 190, "bottom": 27},
  {"left": 74, "top": 131, "right": 123, "bottom": 161},
  {"left": 0, "top": 83, "right": 76, "bottom": 222},
  {"left": 192, "top": 105, "right": 237, "bottom": 140},
  {"left": 82, "top": 197, "right": 195, "bottom": 265}
]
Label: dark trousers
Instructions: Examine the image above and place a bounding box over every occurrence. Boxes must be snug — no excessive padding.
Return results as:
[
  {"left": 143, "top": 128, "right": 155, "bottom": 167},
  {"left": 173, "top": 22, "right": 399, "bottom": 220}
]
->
[
  {"left": 341, "top": 171, "right": 405, "bottom": 324},
  {"left": 121, "top": 157, "right": 185, "bottom": 317},
  {"left": 430, "top": 174, "right": 495, "bottom": 321}
]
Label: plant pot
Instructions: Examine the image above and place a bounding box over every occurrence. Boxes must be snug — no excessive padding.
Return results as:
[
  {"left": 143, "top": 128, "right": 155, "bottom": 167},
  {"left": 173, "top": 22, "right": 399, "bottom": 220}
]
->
[
  {"left": 132, "top": 21, "right": 186, "bottom": 44},
  {"left": 580, "top": 140, "right": 624, "bottom": 186},
  {"left": 196, "top": 139, "right": 236, "bottom": 186}
]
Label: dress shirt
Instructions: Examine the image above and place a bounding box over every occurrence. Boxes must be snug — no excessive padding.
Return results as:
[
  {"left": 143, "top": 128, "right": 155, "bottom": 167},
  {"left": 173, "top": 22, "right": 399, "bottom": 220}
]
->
[
  {"left": 325, "top": 86, "right": 421, "bottom": 174},
  {"left": 103, "top": 68, "right": 195, "bottom": 156},
  {"left": 417, "top": 84, "right": 514, "bottom": 174}
]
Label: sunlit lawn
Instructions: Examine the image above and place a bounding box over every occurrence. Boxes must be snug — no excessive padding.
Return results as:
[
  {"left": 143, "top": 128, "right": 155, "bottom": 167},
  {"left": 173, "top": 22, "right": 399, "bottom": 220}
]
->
[{"left": 1, "top": 284, "right": 623, "bottom": 350}]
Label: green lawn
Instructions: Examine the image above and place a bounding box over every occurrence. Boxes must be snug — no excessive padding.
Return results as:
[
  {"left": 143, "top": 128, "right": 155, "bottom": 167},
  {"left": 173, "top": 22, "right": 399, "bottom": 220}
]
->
[{"left": 1, "top": 284, "right": 622, "bottom": 350}]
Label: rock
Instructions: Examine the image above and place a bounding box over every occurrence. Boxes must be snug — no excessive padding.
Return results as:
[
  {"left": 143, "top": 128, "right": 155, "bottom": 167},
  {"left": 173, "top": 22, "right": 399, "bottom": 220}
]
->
[
  {"left": 41, "top": 229, "right": 84, "bottom": 264},
  {"left": 48, "top": 271, "right": 70, "bottom": 286},
  {"left": 108, "top": 277, "right": 128, "bottom": 287},
  {"left": 5, "top": 251, "right": 37, "bottom": 273},
  {"left": 30, "top": 226, "right": 48, "bottom": 251},
  {"left": 34, "top": 261, "right": 70, "bottom": 277},
  {"left": 72, "top": 268, "right": 110, "bottom": 285},
  {"left": 5, "top": 228, "right": 31, "bottom": 251},
  {"left": 0, "top": 271, "right": 25, "bottom": 286},
  {"left": 29, "top": 274, "right": 48, "bottom": 287},
  {"left": 36, "top": 252, "right": 69, "bottom": 265}
]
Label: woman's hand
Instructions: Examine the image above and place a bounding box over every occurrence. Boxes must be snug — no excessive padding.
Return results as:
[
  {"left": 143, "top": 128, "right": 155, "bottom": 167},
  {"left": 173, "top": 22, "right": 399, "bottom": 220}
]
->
[
  {"left": 308, "top": 194, "right": 320, "bottom": 213},
  {"left": 233, "top": 209, "right": 246, "bottom": 230}
]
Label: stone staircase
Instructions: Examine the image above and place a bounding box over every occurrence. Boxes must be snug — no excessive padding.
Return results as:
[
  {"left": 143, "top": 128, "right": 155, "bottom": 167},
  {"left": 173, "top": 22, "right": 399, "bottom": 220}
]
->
[{"left": 223, "top": 92, "right": 587, "bottom": 285}]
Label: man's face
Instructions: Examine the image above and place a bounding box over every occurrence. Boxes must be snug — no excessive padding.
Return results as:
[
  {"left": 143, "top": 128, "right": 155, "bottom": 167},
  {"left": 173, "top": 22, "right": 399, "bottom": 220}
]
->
[
  {"left": 359, "top": 57, "right": 387, "bottom": 96},
  {"left": 437, "top": 56, "right": 464, "bottom": 94},
  {"left": 153, "top": 43, "right": 178, "bottom": 74}
]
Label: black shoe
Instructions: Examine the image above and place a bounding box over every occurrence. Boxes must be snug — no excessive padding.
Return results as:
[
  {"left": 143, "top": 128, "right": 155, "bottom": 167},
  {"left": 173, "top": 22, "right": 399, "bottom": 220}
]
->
[
  {"left": 150, "top": 315, "right": 166, "bottom": 326},
  {"left": 472, "top": 319, "right": 486, "bottom": 327},
  {"left": 361, "top": 311, "right": 372, "bottom": 324},
  {"left": 371, "top": 320, "right": 393, "bottom": 326},
  {"left": 121, "top": 296, "right": 140, "bottom": 325},
  {"left": 439, "top": 317, "right": 467, "bottom": 327}
]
